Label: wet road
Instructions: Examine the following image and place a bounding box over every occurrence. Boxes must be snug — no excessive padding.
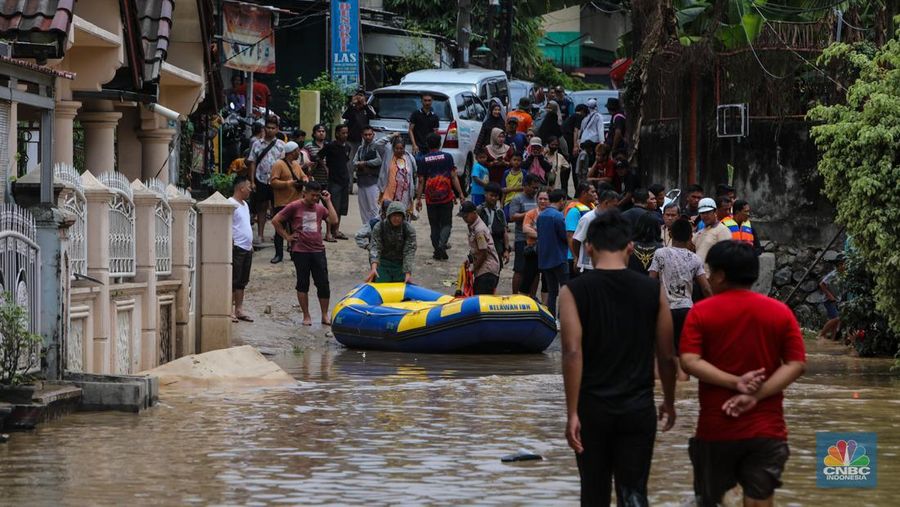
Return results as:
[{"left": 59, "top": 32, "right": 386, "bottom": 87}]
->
[{"left": 0, "top": 341, "right": 897, "bottom": 505}]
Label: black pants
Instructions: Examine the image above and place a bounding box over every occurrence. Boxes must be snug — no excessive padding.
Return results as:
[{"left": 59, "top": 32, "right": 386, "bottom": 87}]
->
[
  {"left": 426, "top": 202, "right": 453, "bottom": 254},
  {"left": 290, "top": 251, "right": 330, "bottom": 298},
  {"left": 568, "top": 260, "right": 579, "bottom": 280},
  {"left": 541, "top": 263, "right": 569, "bottom": 317},
  {"left": 560, "top": 165, "right": 571, "bottom": 197},
  {"left": 576, "top": 403, "right": 656, "bottom": 507},
  {"left": 272, "top": 206, "right": 287, "bottom": 257},
  {"left": 473, "top": 273, "right": 499, "bottom": 295}
]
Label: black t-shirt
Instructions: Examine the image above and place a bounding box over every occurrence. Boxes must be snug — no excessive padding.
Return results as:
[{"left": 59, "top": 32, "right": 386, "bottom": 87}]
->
[
  {"left": 606, "top": 112, "right": 627, "bottom": 151},
  {"left": 342, "top": 106, "right": 375, "bottom": 143},
  {"left": 408, "top": 108, "right": 440, "bottom": 149},
  {"left": 566, "top": 269, "right": 660, "bottom": 414},
  {"left": 321, "top": 141, "right": 351, "bottom": 186},
  {"left": 561, "top": 113, "right": 582, "bottom": 150}
]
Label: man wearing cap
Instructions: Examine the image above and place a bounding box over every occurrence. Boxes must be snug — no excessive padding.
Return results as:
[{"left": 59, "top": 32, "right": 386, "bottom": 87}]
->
[
  {"left": 459, "top": 200, "right": 501, "bottom": 295},
  {"left": 508, "top": 97, "right": 534, "bottom": 135},
  {"left": 269, "top": 141, "right": 310, "bottom": 263},
  {"left": 693, "top": 197, "right": 733, "bottom": 263},
  {"left": 352, "top": 126, "right": 383, "bottom": 224},
  {"left": 505, "top": 117, "right": 527, "bottom": 155},
  {"left": 604, "top": 97, "right": 627, "bottom": 153}
]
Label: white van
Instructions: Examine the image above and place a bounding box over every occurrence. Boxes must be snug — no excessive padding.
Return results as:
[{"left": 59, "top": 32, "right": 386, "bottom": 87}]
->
[
  {"left": 401, "top": 69, "right": 510, "bottom": 108},
  {"left": 368, "top": 84, "right": 487, "bottom": 192}
]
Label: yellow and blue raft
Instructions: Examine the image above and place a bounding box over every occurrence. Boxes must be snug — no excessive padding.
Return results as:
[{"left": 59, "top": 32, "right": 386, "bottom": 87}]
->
[{"left": 330, "top": 283, "right": 557, "bottom": 353}]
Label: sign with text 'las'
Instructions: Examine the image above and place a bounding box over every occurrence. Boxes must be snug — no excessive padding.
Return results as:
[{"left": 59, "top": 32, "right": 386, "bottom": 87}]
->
[{"left": 331, "top": 0, "right": 360, "bottom": 92}]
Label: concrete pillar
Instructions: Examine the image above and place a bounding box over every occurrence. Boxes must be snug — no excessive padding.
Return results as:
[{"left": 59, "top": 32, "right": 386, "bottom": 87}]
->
[
  {"left": 79, "top": 109, "right": 122, "bottom": 174},
  {"left": 167, "top": 185, "right": 195, "bottom": 357},
  {"left": 131, "top": 180, "right": 160, "bottom": 371},
  {"left": 138, "top": 128, "right": 176, "bottom": 184},
  {"left": 116, "top": 107, "right": 143, "bottom": 181},
  {"left": 53, "top": 100, "right": 81, "bottom": 167},
  {"left": 32, "top": 206, "right": 75, "bottom": 379},
  {"left": 196, "top": 192, "right": 235, "bottom": 352},
  {"left": 81, "top": 171, "right": 113, "bottom": 373}
]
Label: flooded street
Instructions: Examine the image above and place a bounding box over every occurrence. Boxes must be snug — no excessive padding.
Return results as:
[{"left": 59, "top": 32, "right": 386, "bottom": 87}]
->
[{"left": 0, "top": 340, "right": 897, "bottom": 505}]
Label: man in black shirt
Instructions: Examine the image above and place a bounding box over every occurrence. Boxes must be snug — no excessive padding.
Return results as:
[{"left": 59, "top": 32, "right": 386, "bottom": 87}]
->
[
  {"left": 562, "top": 104, "right": 588, "bottom": 186},
  {"left": 342, "top": 90, "right": 376, "bottom": 170},
  {"left": 605, "top": 97, "right": 627, "bottom": 153},
  {"left": 559, "top": 209, "right": 677, "bottom": 506},
  {"left": 321, "top": 124, "right": 352, "bottom": 241},
  {"left": 408, "top": 93, "right": 440, "bottom": 155}
]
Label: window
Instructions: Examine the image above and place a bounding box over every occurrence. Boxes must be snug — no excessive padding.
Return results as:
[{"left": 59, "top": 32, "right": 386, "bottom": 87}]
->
[
  {"left": 479, "top": 84, "right": 489, "bottom": 101},
  {"left": 497, "top": 80, "right": 510, "bottom": 104},
  {"left": 464, "top": 94, "right": 486, "bottom": 121},
  {"left": 456, "top": 94, "right": 471, "bottom": 120},
  {"left": 370, "top": 92, "right": 453, "bottom": 121}
]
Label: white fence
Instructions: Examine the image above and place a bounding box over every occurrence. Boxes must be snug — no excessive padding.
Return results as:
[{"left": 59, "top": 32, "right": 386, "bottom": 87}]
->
[
  {"left": 98, "top": 172, "right": 136, "bottom": 278},
  {"left": 0, "top": 204, "right": 41, "bottom": 373},
  {"left": 145, "top": 178, "right": 172, "bottom": 276},
  {"left": 54, "top": 163, "right": 88, "bottom": 278}
]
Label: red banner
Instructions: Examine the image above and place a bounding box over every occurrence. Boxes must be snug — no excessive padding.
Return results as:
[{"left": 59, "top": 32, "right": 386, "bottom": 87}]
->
[{"left": 223, "top": 2, "right": 276, "bottom": 74}]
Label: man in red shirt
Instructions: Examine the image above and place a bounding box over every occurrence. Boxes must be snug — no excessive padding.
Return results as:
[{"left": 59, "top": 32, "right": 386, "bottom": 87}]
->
[{"left": 680, "top": 241, "right": 806, "bottom": 507}]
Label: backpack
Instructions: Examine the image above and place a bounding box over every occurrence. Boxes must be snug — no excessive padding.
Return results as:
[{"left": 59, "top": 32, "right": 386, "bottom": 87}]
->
[{"left": 425, "top": 173, "right": 453, "bottom": 203}]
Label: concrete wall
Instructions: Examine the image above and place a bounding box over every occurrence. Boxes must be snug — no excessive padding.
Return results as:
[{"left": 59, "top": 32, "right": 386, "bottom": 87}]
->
[{"left": 637, "top": 120, "right": 838, "bottom": 247}]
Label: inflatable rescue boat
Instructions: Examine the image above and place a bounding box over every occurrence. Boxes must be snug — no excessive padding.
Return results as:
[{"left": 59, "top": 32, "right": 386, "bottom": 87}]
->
[{"left": 331, "top": 283, "right": 557, "bottom": 353}]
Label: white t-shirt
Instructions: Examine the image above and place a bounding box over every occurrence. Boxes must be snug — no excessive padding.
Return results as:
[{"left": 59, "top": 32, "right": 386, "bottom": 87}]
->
[
  {"left": 649, "top": 247, "right": 705, "bottom": 309},
  {"left": 229, "top": 197, "right": 253, "bottom": 251},
  {"left": 579, "top": 110, "right": 605, "bottom": 144},
  {"left": 572, "top": 208, "right": 606, "bottom": 272}
]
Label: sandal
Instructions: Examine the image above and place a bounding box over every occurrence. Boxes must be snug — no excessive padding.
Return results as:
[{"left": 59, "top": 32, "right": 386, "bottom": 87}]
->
[
  {"left": 335, "top": 232, "right": 349, "bottom": 240},
  {"left": 324, "top": 237, "right": 337, "bottom": 243},
  {"left": 236, "top": 315, "right": 254, "bottom": 322}
]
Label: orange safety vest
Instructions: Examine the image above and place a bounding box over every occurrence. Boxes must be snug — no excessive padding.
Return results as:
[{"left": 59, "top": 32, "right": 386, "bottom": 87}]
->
[
  {"left": 722, "top": 216, "right": 754, "bottom": 244},
  {"left": 564, "top": 201, "right": 593, "bottom": 221}
]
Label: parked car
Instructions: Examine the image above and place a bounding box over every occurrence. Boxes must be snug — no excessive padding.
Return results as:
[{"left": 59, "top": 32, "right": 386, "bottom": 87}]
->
[
  {"left": 569, "top": 89, "right": 622, "bottom": 127},
  {"left": 368, "top": 84, "right": 487, "bottom": 194},
  {"left": 401, "top": 69, "right": 510, "bottom": 109},
  {"left": 508, "top": 79, "right": 535, "bottom": 110}
]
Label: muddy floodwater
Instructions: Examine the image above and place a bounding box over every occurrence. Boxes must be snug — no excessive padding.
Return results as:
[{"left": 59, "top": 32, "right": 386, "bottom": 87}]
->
[{"left": 0, "top": 341, "right": 897, "bottom": 506}]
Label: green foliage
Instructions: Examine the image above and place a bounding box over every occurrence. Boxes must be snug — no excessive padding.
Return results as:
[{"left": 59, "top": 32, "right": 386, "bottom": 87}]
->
[
  {"left": 531, "top": 59, "right": 596, "bottom": 91},
  {"left": 839, "top": 249, "right": 900, "bottom": 358},
  {"left": 808, "top": 32, "right": 900, "bottom": 348},
  {"left": 178, "top": 119, "right": 196, "bottom": 188},
  {"left": 203, "top": 171, "right": 236, "bottom": 198},
  {"left": 387, "top": 36, "right": 437, "bottom": 77},
  {"left": 0, "top": 293, "right": 42, "bottom": 386},
  {"left": 282, "top": 72, "right": 348, "bottom": 133},
  {"left": 384, "top": 0, "right": 545, "bottom": 77}
]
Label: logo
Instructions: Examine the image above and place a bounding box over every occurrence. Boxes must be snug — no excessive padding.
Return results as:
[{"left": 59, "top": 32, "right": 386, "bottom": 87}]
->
[{"left": 817, "top": 432, "right": 877, "bottom": 488}]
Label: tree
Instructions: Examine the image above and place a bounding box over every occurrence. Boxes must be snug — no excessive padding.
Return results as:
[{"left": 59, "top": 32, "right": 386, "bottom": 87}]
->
[
  {"left": 385, "top": 0, "right": 545, "bottom": 77},
  {"left": 807, "top": 29, "right": 900, "bottom": 351}
]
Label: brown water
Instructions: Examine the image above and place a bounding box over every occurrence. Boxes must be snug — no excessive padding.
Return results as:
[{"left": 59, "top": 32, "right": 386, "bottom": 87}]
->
[{"left": 0, "top": 340, "right": 897, "bottom": 506}]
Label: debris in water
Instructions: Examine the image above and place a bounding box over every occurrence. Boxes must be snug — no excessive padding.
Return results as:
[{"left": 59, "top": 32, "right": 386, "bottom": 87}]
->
[
  {"left": 0, "top": 434, "right": 8, "bottom": 443},
  {"left": 501, "top": 451, "right": 543, "bottom": 463},
  {"left": 852, "top": 392, "right": 860, "bottom": 399}
]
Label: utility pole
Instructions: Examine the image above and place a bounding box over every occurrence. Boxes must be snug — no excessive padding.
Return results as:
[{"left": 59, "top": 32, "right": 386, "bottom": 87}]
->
[
  {"left": 503, "top": 0, "right": 513, "bottom": 75},
  {"left": 457, "top": 0, "right": 472, "bottom": 68}
]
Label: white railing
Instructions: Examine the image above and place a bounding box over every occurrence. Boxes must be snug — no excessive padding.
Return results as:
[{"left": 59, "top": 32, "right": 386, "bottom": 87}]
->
[
  {"left": 187, "top": 205, "right": 197, "bottom": 314},
  {"left": 98, "top": 172, "right": 136, "bottom": 278},
  {"left": 0, "top": 204, "right": 41, "bottom": 374},
  {"left": 145, "top": 178, "right": 172, "bottom": 276},
  {"left": 54, "top": 163, "right": 87, "bottom": 277}
]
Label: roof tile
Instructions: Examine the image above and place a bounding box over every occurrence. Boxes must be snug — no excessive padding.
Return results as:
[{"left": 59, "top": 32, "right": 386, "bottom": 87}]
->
[
  {"left": 135, "top": 0, "right": 173, "bottom": 83},
  {"left": 0, "top": 0, "right": 74, "bottom": 35}
]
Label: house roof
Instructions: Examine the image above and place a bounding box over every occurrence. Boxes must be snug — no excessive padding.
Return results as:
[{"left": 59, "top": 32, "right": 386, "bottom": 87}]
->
[
  {"left": 136, "top": 0, "right": 173, "bottom": 83},
  {"left": 0, "top": 0, "right": 74, "bottom": 34},
  {"left": 0, "top": 54, "right": 74, "bottom": 79}
]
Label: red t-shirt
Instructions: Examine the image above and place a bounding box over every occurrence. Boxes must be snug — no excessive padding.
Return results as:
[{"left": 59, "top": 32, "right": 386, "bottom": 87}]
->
[
  {"left": 274, "top": 200, "right": 329, "bottom": 253},
  {"left": 680, "top": 289, "right": 806, "bottom": 441}
]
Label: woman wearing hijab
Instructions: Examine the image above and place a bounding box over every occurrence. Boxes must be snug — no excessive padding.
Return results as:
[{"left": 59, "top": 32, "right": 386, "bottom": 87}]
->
[
  {"left": 376, "top": 134, "right": 418, "bottom": 217},
  {"left": 485, "top": 127, "right": 513, "bottom": 184},
  {"left": 537, "top": 100, "right": 563, "bottom": 143},
  {"left": 476, "top": 99, "right": 506, "bottom": 150}
]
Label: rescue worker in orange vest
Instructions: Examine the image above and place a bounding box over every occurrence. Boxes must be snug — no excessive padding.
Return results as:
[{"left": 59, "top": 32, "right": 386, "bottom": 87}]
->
[{"left": 722, "top": 199, "right": 762, "bottom": 254}]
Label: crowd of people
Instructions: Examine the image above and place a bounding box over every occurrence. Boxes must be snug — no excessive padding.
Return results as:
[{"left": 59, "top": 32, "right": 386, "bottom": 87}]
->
[{"left": 226, "top": 83, "right": 805, "bottom": 506}]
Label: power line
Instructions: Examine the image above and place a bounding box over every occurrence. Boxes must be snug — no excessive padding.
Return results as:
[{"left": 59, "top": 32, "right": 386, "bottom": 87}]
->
[{"left": 736, "top": 0, "right": 793, "bottom": 80}]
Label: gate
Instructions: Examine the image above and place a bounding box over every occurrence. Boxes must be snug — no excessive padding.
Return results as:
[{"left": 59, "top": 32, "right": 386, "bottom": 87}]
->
[
  {"left": 55, "top": 163, "right": 87, "bottom": 277},
  {"left": 98, "top": 172, "right": 136, "bottom": 278},
  {"left": 0, "top": 204, "right": 41, "bottom": 373}
]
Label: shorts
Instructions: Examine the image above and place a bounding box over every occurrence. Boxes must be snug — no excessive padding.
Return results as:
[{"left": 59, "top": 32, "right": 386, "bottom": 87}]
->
[
  {"left": 513, "top": 240, "right": 526, "bottom": 273},
  {"left": 232, "top": 246, "right": 253, "bottom": 290},
  {"left": 290, "top": 251, "right": 330, "bottom": 298},
  {"left": 824, "top": 300, "right": 839, "bottom": 319},
  {"left": 328, "top": 182, "right": 350, "bottom": 217},
  {"left": 689, "top": 437, "right": 790, "bottom": 506},
  {"left": 253, "top": 179, "right": 273, "bottom": 208},
  {"left": 473, "top": 273, "right": 499, "bottom": 295},
  {"left": 671, "top": 307, "right": 691, "bottom": 352}
]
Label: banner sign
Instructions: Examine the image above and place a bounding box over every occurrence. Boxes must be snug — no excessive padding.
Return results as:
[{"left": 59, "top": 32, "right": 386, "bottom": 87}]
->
[
  {"left": 331, "top": 0, "right": 360, "bottom": 91},
  {"left": 223, "top": 2, "right": 276, "bottom": 74}
]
